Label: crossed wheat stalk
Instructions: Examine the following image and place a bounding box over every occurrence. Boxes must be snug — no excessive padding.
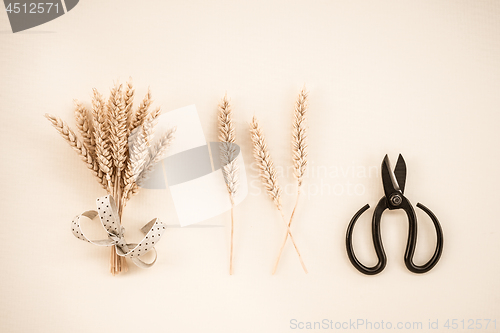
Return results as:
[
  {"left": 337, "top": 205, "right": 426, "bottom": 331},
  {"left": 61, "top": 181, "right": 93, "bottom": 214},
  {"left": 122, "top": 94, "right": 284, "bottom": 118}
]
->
[{"left": 250, "top": 88, "right": 309, "bottom": 274}]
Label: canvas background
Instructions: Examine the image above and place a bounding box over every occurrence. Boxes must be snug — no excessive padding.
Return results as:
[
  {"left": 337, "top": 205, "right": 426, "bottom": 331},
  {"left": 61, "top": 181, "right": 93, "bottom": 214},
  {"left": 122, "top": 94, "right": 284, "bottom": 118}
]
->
[{"left": 0, "top": 1, "right": 499, "bottom": 332}]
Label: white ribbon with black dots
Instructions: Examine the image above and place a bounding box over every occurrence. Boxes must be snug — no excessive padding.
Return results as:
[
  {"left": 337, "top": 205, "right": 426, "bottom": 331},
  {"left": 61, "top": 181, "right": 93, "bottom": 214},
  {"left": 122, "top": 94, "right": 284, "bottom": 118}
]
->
[{"left": 71, "top": 195, "right": 166, "bottom": 268}]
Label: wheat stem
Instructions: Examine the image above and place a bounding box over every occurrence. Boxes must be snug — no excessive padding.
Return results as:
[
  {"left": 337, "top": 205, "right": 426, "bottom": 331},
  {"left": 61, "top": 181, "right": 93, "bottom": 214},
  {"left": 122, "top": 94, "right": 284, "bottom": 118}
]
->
[
  {"left": 277, "top": 206, "right": 307, "bottom": 274},
  {"left": 229, "top": 200, "right": 235, "bottom": 275},
  {"left": 272, "top": 187, "right": 302, "bottom": 274}
]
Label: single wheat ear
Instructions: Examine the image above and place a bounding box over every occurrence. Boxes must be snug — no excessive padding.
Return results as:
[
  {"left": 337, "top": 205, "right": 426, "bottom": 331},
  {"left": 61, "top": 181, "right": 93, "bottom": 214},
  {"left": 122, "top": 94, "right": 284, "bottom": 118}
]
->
[
  {"left": 123, "top": 78, "right": 135, "bottom": 134},
  {"left": 122, "top": 113, "right": 155, "bottom": 202},
  {"left": 249, "top": 116, "right": 282, "bottom": 208},
  {"left": 134, "top": 126, "right": 176, "bottom": 190},
  {"left": 74, "top": 101, "right": 95, "bottom": 158},
  {"left": 92, "top": 88, "right": 113, "bottom": 192},
  {"left": 273, "top": 87, "right": 310, "bottom": 274},
  {"left": 292, "top": 87, "right": 309, "bottom": 186},
  {"left": 130, "top": 88, "right": 152, "bottom": 131},
  {"left": 45, "top": 114, "right": 107, "bottom": 189},
  {"left": 218, "top": 93, "right": 239, "bottom": 275},
  {"left": 250, "top": 116, "right": 307, "bottom": 274},
  {"left": 107, "top": 83, "right": 129, "bottom": 213}
]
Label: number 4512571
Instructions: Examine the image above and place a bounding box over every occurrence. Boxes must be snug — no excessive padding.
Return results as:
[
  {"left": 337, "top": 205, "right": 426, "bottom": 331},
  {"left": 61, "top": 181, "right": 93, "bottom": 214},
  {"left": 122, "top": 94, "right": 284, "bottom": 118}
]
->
[
  {"left": 6, "top": 3, "right": 60, "bottom": 14},
  {"left": 444, "top": 319, "right": 496, "bottom": 330}
]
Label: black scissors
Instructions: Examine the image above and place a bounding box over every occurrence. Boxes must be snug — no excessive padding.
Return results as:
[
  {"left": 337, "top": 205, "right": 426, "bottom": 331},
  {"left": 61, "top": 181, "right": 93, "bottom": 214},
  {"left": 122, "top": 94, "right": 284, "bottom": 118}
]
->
[{"left": 346, "top": 154, "right": 443, "bottom": 275}]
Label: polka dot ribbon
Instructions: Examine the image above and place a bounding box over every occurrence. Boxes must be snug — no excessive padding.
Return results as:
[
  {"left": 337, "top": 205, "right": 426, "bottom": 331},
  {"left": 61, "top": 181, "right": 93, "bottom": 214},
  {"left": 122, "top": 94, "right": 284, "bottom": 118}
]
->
[{"left": 71, "top": 195, "right": 166, "bottom": 268}]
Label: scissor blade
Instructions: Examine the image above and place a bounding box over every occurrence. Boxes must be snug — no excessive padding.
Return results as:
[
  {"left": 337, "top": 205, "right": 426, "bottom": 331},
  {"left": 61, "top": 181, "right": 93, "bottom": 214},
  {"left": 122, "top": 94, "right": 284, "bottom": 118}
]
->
[
  {"left": 394, "top": 154, "right": 407, "bottom": 194},
  {"left": 381, "top": 155, "right": 400, "bottom": 197}
]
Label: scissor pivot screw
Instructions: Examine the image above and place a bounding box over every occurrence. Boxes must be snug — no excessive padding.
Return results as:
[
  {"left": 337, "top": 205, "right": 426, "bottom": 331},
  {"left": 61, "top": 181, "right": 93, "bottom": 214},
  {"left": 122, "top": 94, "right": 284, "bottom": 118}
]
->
[{"left": 390, "top": 194, "right": 402, "bottom": 206}]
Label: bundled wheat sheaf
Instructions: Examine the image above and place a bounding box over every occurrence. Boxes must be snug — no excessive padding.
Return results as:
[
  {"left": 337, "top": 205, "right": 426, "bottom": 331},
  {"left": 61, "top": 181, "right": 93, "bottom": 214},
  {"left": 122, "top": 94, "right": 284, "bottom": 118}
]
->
[
  {"left": 250, "top": 87, "right": 309, "bottom": 274},
  {"left": 46, "top": 80, "right": 175, "bottom": 275}
]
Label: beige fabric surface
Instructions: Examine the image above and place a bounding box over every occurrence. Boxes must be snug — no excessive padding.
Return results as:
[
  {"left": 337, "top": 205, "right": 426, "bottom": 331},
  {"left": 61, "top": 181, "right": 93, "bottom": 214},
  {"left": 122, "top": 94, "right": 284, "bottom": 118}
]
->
[{"left": 0, "top": 1, "right": 499, "bottom": 332}]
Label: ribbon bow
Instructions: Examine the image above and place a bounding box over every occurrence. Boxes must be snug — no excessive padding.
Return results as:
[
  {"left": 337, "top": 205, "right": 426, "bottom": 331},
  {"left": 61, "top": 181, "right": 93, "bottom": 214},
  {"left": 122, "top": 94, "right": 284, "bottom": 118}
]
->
[{"left": 71, "top": 195, "right": 166, "bottom": 268}]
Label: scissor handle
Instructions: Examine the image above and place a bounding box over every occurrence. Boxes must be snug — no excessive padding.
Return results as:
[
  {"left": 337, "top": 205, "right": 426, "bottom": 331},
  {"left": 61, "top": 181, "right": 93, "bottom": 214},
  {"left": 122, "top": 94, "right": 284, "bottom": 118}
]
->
[
  {"left": 404, "top": 202, "right": 444, "bottom": 273},
  {"left": 345, "top": 198, "right": 388, "bottom": 275},
  {"left": 346, "top": 197, "right": 444, "bottom": 275}
]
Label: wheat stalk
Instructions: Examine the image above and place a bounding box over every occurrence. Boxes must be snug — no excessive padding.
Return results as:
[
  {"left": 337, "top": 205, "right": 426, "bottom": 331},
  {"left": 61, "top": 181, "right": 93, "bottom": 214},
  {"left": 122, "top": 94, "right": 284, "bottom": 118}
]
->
[
  {"left": 273, "top": 88, "right": 309, "bottom": 274},
  {"left": 249, "top": 116, "right": 307, "bottom": 273},
  {"left": 218, "top": 94, "right": 239, "bottom": 275},
  {"left": 45, "top": 114, "right": 107, "bottom": 189},
  {"left": 218, "top": 95, "right": 238, "bottom": 198},
  {"left": 95, "top": 85, "right": 128, "bottom": 273}
]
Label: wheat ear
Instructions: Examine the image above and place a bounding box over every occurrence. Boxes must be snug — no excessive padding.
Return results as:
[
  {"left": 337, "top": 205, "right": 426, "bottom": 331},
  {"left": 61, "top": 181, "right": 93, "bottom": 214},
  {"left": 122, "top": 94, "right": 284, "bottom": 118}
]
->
[
  {"left": 273, "top": 88, "right": 309, "bottom": 274},
  {"left": 122, "top": 114, "right": 155, "bottom": 202},
  {"left": 130, "top": 88, "right": 152, "bottom": 131},
  {"left": 249, "top": 116, "right": 307, "bottom": 274},
  {"left": 123, "top": 78, "right": 135, "bottom": 133},
  {"left": 92, "top": 88, "right": 113, "bottom": 191},
  {"left": 45, "top": 114, "right": 107, "bottom": 189},
  {"left": 134, "top": 126, "right": 176, "bottom": 189},
  {"left": 249, "top": 116, "right": 282, "bottom": 207},
  {"left": 218, "top": 94, "right": 238, "bottom": 275},
  {"left": 292, "top": 87, "right": 308, "bottom": 186},
  {"left": 150, "top": 106, "right": 162, "bottom": 122},
  {"left": 74, "top": 101, "right": 95, "bottom": 158},
  {"left": 107, "top": 83, "right": 129, "bottom": 211}
]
